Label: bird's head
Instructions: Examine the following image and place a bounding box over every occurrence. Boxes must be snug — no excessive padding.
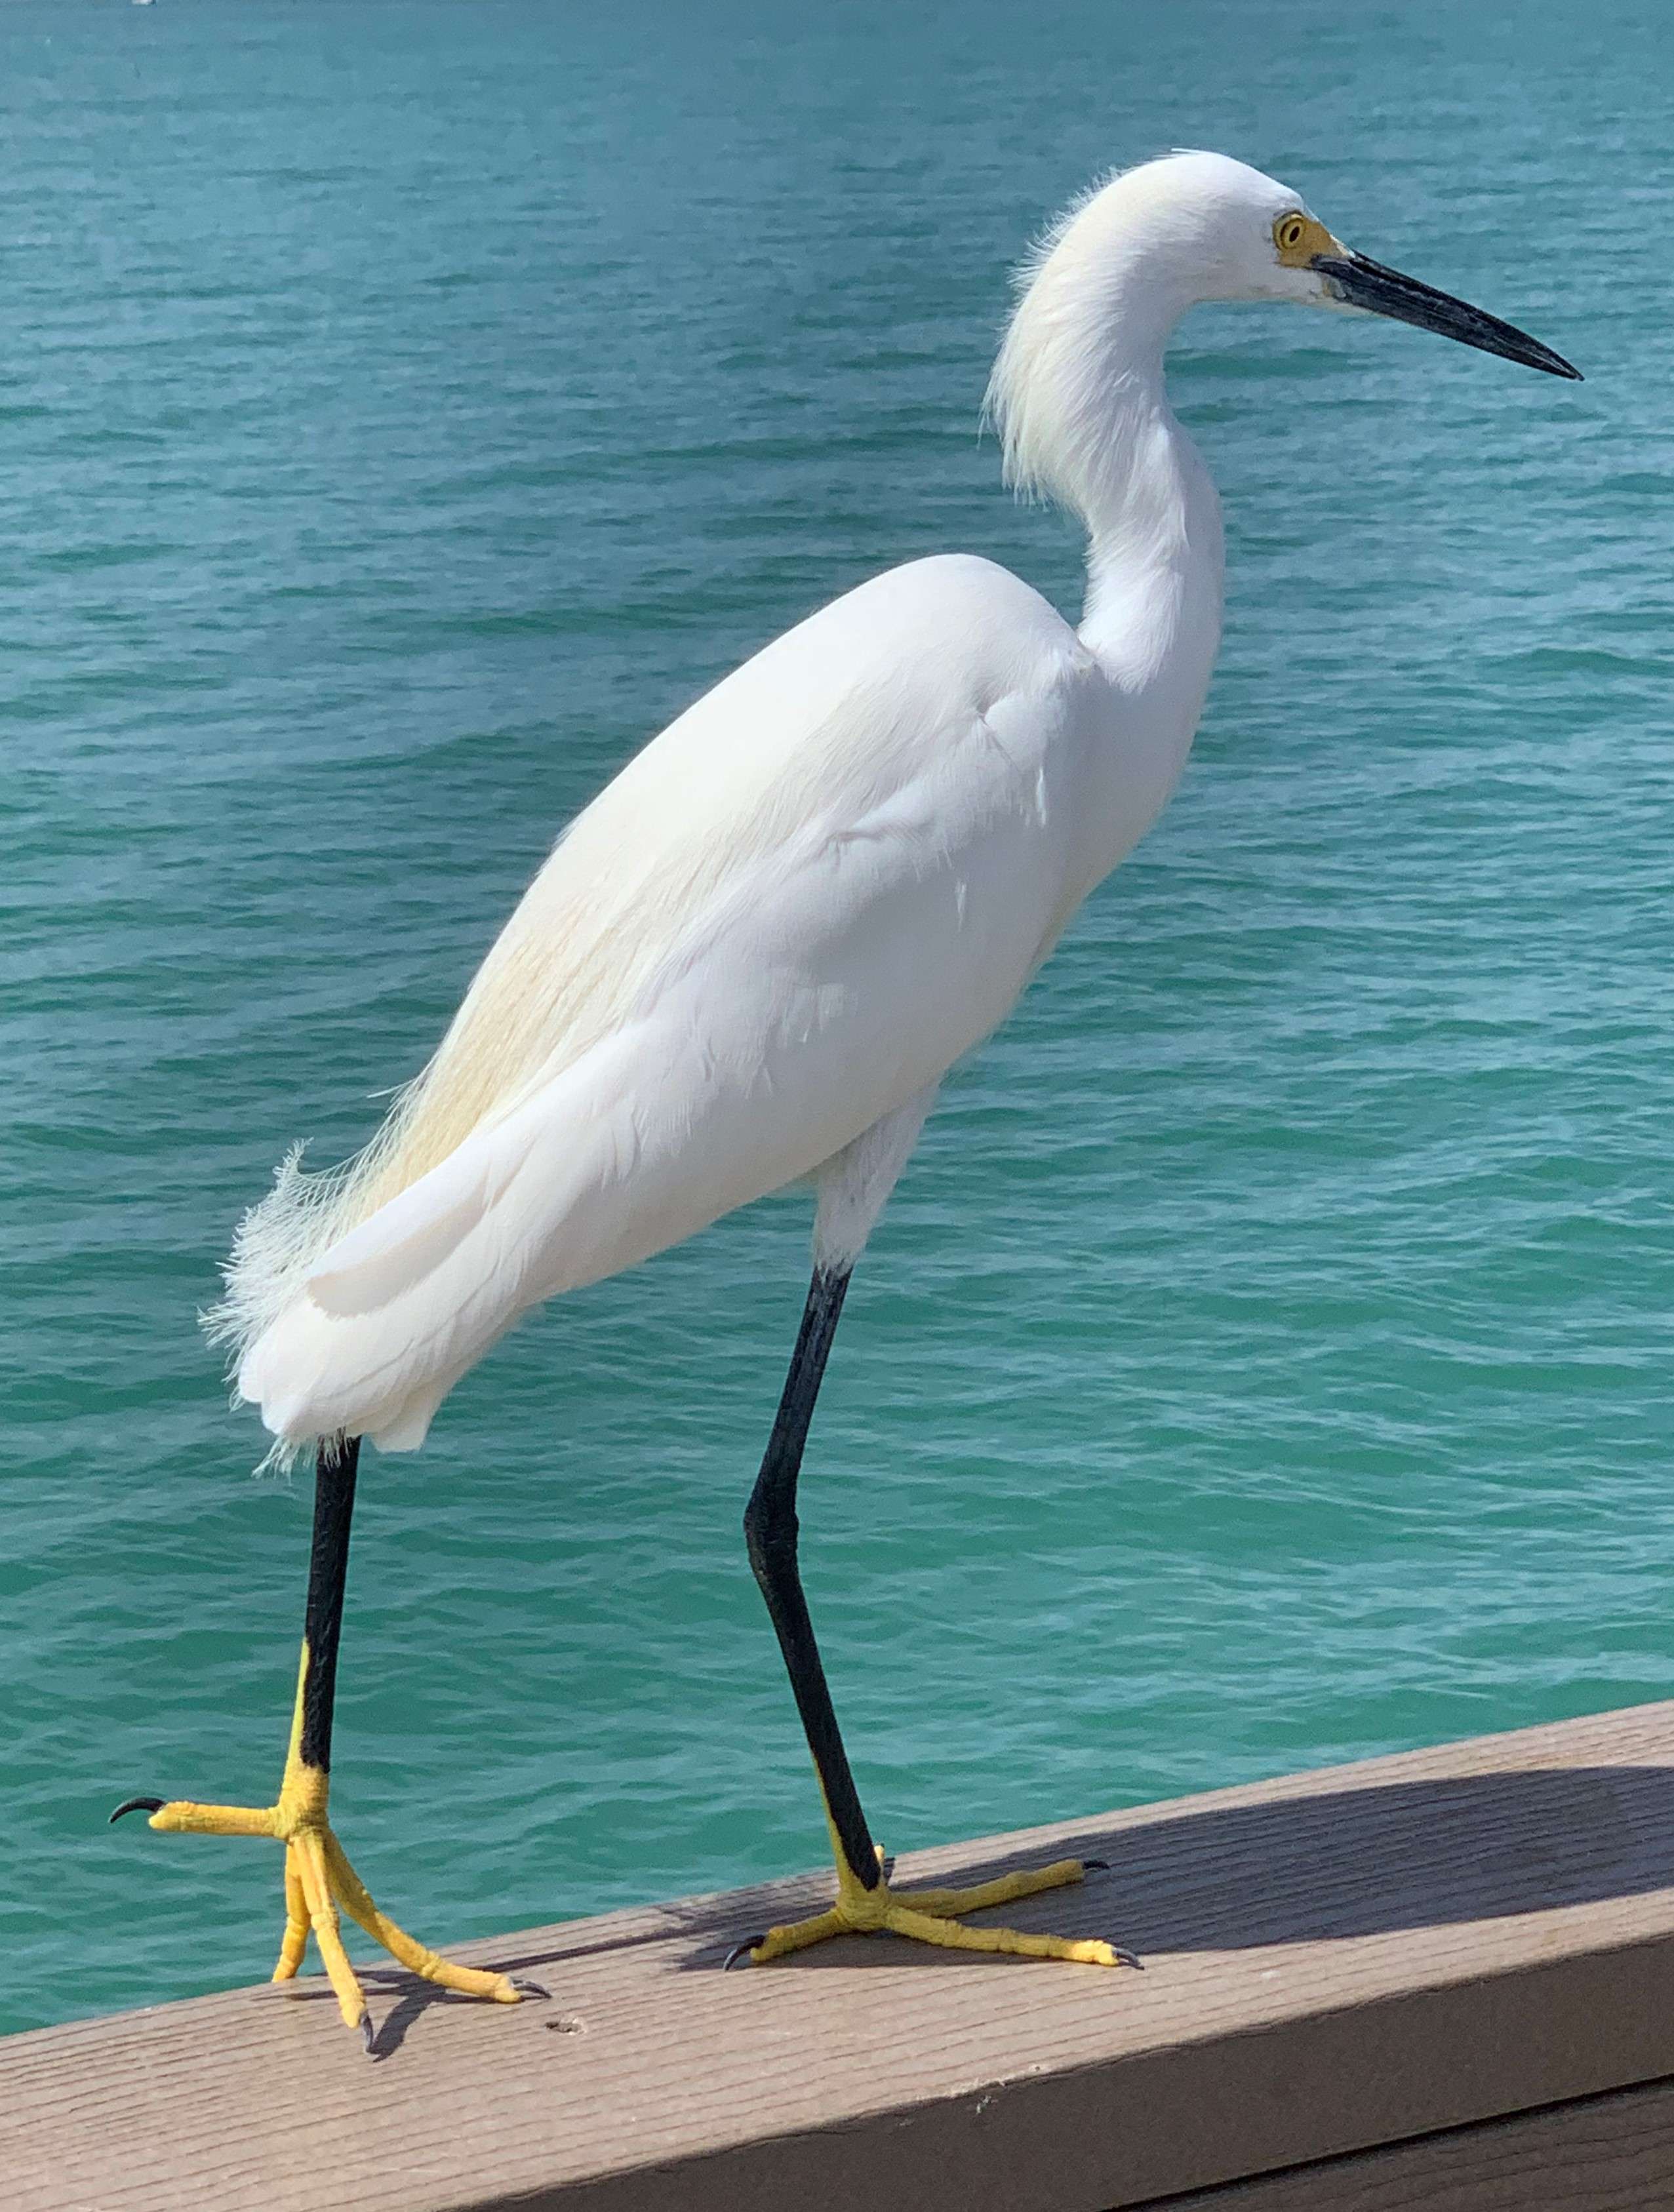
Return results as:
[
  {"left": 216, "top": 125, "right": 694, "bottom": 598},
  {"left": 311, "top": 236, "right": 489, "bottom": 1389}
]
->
[
  {"left": 1070, "top": 150, "right": 1581, "bottom": 378},
  {"left": 988, "top": 150, "right": 1578, "bottom": 509}
]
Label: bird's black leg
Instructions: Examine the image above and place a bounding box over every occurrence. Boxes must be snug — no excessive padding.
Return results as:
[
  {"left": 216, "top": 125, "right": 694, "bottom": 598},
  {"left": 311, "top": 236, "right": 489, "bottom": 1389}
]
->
[
  {"left": 742, "top": 1263, "right": 881, "bottom": 1891},
  {"left": 298, "top": 1431, "right": 359, "bottom": 1777},
  {"left": 732, "top": 1264, "right": 1134, "bottom": 1974}
]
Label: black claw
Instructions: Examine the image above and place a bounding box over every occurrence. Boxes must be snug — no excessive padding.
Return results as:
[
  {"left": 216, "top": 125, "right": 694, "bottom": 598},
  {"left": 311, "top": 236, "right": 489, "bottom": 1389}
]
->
[
  {"left": 1113, "top": 1948, "right": 1144, "bottom": 1970},
  {"left": 110, "top": 1797, "right": 165, "bottom": 1825},
  {"left": 512, "top": 1978, "right": 550, "bottom": 2000},
  {"left": 360, "top": 2017, "right": 376, "bottom": 2058},
  {"left": 1081, "top": 1857, "right": 1110, "bottom": 1873},
  {"left": 723, "top": 1937, "right": 764, "bottom": 1971}
]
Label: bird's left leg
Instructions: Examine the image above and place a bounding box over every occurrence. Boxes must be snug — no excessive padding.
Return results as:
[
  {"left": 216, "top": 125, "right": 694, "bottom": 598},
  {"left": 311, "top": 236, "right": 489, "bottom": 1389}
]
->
[
  {"left": 113, "top": 1433, "right": 517, "bottom": 2043},
  {"left": 737, "top": 1261, "right": 1130, "bottom": 1972}
]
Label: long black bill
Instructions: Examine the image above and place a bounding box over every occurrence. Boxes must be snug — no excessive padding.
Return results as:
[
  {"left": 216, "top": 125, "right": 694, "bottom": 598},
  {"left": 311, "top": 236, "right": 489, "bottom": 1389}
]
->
[{"left": 1313, "top": 252, "right": 1581, "bottom": 380}]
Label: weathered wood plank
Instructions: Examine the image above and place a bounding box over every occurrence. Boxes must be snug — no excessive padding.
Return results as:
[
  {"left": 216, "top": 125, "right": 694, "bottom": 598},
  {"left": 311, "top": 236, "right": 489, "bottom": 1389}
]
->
[
  {"left": 1151, "top": 2077, "right": 1674, "bottom": 2209},
  {"left": 7, "top": 1701, "right": 1674, "bottom": 2211}
]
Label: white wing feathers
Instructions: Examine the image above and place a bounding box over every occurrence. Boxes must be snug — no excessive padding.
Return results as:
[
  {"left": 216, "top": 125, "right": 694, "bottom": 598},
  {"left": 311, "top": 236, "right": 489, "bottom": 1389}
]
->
[{"left": 222, "top": 555, "right": 1105, "bottom": 1459}]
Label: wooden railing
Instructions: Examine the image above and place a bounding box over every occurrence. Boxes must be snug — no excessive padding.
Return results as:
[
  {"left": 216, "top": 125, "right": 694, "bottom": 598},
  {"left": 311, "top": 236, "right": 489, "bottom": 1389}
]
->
[{"left": 9, "top": 1702, "right": 1674, "bottom": 2209}]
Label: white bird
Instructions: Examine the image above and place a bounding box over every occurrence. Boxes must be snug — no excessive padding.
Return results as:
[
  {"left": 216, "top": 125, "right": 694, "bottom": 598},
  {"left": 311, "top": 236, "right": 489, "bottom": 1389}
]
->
[{"left": 115, "top": 151, "right": 1578, "bottom": 2047}]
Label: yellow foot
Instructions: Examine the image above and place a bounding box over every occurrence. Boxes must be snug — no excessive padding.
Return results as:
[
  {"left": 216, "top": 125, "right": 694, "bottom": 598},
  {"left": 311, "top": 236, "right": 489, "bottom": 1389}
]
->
[
  {"left": 736, "top": 1850, "right": 1139, "bottom": 1969},
  {"left": 111, "top": 1782, "right": 520, "bottom": 2046}
]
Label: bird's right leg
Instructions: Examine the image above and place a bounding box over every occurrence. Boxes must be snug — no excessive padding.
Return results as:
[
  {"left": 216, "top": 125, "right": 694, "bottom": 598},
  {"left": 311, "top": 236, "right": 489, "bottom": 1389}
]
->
[
  {"left": 736, "top": 1266, "right": 1129, "bottom": 1971},
  {"left": 113, "top": 1433, "right": 518, "bottom": 2045}
]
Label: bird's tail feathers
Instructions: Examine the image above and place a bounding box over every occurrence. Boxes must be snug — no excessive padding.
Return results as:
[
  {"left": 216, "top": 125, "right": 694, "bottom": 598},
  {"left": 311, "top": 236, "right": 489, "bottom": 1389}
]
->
[
  {"left": 201, "top": 1060, "right": 458, "bottom": 1465},
  {"left": 214, "top": 1092, "right": 555, "bottom": 1467}
]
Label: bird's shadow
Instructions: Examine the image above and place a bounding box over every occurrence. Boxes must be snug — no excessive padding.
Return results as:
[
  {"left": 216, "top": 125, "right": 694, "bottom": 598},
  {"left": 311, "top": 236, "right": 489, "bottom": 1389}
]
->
[{"left": 286, "top": 1762, "right": 1674, "bottom": 2050}]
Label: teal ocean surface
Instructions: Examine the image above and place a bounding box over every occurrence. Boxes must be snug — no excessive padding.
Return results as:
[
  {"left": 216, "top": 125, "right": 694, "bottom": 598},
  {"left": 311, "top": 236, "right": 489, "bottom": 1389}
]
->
[{"left": 4, "top": 0, "right": 1669, "bottom": 2036}]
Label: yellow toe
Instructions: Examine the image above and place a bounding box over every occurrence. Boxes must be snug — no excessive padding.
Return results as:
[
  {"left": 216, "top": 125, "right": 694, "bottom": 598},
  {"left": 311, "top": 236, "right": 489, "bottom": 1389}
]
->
[
  {"left": 323, "top": 1830, "right": 519, "bottom": 2004},
  {"left": 749, "top": 1907, "right": 848, "bottom": 1964},
  {"left": 893, "top": 1857, "right": 1089, "bottom": 1919},
  {"left": 293, "top": 1825, "right": 369, "bottom": 2030},
  {"left": 884, "top": 1903, "right": 1121, "bottom": 1964},
  {"left": 273, "top": 1843, "right": 310, "bottom": 1981},
  {"left": 148, "top": 1798, "right": 281, "bottom": 1840}
]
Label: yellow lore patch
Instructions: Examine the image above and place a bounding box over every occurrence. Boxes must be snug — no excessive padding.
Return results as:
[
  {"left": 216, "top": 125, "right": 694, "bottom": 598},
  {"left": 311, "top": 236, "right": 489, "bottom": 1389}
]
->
[{"left": 1273, "top": 210, "right": 1344, "bottom": 267}]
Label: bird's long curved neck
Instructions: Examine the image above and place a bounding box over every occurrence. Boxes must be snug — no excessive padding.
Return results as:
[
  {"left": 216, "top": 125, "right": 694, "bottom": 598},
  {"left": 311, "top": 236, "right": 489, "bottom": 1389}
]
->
[
  {"left": 1070, "top": 334, "right": 1224, "bottom": 725},
  {"left": 996, "top": 237, "right": 1225, "bottom": 736},
  {"left": 1079, "top": 402, "right": 1219, "bottom": 702},
  {"left": 991, "top": 220, "right": 1229, "bottom": 892}
]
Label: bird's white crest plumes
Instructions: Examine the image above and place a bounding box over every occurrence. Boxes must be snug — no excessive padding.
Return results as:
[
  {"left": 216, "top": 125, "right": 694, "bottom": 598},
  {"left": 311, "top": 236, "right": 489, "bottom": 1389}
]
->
[
  {"left": 984, "top": 161, "right": 1129, "bottom": 506},
  {"left": 986, "top": 151, "right": 1313, "bottom": 515}
]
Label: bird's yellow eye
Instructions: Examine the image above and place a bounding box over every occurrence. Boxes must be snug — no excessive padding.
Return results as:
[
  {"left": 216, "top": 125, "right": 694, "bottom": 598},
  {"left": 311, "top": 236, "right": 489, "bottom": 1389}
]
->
[{"left": 1275, "top": 213, "right": 1308, "bottom": 254}]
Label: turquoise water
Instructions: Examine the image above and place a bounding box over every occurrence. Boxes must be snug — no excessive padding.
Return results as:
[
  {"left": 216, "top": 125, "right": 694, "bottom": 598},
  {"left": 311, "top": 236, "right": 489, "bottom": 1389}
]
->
[{"left": 4, "top": 0, "right": 1669, "bottom": 2037}]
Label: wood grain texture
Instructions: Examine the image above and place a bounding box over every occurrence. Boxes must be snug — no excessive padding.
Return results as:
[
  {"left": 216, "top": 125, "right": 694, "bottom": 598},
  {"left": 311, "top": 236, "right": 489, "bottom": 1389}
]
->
[
  {"left": 9, "top": 1701, "right": 1674, "bottom": 2212},
  {"left": 1151, "top": 2077, "right": 1674, "bottom": 2209}
]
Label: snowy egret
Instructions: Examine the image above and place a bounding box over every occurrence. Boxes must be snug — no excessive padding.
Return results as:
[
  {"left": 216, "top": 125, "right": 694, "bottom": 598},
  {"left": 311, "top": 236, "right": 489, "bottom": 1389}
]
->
[{"left": 115, "top": 151, "right": 1578, "bottom": 2044}]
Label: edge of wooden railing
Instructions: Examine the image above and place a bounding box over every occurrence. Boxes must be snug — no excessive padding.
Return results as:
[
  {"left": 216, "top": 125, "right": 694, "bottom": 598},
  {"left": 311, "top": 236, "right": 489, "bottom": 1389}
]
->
[{"left": 9, "top": 1701, "right": 1674, "bottom": 2212}]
